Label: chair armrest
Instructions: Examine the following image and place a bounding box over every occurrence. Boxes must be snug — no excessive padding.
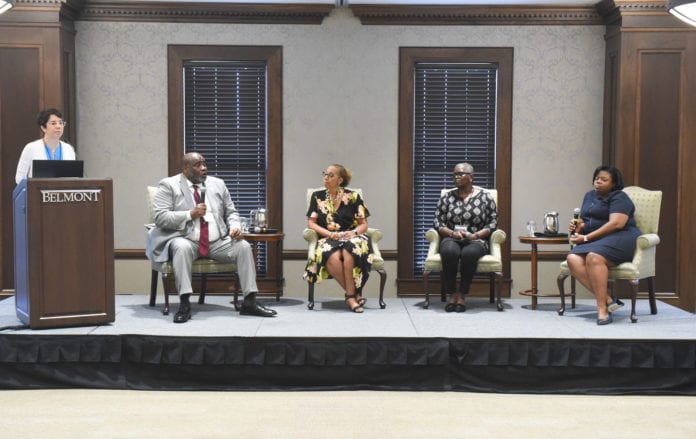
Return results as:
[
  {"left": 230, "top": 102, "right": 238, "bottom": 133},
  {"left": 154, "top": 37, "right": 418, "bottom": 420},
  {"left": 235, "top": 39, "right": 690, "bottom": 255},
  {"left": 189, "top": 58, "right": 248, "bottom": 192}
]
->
[
  {"left": 637, "top": 233, "right": 660, "bottom": 250},
  {"left": 425, "top": 229, "right": 441, "bottom": 258},
  {"left": 303, "top": 228, "right": 318, "bottom": 259},
  {"left": 366, "top": 228, "right": 384, "bottom": 261},
  {"left": 489, "top": 229, "right": 506, "bottom": 259},
  {"left": 631, "top": 233, "right": 660, "bottom": 277}
]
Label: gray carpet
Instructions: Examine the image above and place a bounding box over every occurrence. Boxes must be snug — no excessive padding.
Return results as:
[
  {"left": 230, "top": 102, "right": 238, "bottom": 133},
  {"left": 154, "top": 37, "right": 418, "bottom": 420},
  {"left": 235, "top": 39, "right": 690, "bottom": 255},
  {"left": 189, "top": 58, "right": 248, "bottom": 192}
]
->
[{"left": 1, "top": 294, "right": 694, "bottom": 340}]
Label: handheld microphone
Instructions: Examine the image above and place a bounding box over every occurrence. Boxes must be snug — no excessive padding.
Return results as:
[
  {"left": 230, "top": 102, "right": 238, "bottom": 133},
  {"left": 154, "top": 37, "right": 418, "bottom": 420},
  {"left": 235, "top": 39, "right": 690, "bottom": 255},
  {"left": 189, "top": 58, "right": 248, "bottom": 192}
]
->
[
  {"left": 571, "top": 208, "right": 580, "bottom": 235},
  {"left": 569, "top": 208, "right": 581, "bottom": 249},
  {"left": 199, "top": 177, "right": 206, "bottom": 204}
]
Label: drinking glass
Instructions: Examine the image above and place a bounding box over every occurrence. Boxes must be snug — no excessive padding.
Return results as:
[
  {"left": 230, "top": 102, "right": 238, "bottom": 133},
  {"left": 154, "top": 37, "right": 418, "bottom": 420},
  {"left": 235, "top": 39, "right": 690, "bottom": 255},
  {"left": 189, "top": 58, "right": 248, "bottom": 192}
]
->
[{"left": 526, "top": 220, "right": 537, "bottom": 237}]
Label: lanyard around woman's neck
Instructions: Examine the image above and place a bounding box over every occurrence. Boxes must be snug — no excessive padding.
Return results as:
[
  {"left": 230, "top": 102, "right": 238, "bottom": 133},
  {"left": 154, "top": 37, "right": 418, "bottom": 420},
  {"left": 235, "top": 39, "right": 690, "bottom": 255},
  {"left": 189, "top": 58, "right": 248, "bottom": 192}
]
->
[{"left": 44, "top": 142, "right": 63, "bottom": 160}]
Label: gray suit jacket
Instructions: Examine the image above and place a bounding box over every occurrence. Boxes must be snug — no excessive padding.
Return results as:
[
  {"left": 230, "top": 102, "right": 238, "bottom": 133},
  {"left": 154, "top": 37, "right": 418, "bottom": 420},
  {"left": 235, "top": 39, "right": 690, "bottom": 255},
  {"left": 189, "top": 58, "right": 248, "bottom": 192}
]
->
[{"left": 145, "top": 173, "right": 241, "bottom": 263}]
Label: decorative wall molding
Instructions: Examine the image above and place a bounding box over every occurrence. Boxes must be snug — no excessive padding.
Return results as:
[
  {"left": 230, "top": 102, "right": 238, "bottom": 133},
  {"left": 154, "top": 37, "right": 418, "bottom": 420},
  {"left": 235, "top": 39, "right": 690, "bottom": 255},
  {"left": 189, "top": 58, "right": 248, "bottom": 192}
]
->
[
  {"left": 5, "top": 0, "right": 334, "bottom": 24},
  {"left": 597, "top": 0, "right": 685, "bottom": 27},
  {"left": 349, "top": 5, "right": 605, "bottom": 25},
  {"left": 78, "top": 1, "right": 334, "bottom": 24},
  {"left": 5, "top": 1, "right": 676, "bottom": 27},
  {"left": 600, "top": 0, "right": 669, "bottom": 15}
]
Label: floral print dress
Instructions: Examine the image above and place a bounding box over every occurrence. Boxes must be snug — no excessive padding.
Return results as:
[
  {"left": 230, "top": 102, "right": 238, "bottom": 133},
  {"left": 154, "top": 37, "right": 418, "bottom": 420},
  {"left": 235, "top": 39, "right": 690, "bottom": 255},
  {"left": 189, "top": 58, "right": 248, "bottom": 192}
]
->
[{"left": 303, "top": 189, "right": 374, "bottom": 294}]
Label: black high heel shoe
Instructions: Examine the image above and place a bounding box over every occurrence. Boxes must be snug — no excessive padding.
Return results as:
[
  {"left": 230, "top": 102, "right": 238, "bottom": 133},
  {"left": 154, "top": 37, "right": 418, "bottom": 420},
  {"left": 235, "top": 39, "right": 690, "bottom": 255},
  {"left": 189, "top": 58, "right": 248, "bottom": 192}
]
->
[{"left": 597, "top": 314, "right": 613, "bottom": 325}]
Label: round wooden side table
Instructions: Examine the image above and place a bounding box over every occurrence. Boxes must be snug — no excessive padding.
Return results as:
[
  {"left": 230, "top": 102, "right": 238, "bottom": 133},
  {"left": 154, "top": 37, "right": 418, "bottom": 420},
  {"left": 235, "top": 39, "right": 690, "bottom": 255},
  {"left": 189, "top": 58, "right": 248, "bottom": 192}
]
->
[{"left": 518, "top": 235, "right": 570, "bottom": 310}]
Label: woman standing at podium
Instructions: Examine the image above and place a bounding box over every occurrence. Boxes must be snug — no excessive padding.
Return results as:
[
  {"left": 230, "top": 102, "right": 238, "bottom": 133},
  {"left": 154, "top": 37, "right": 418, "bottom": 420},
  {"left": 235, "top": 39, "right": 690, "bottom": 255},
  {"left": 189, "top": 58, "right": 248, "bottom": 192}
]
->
[{"left": 15, "top": 108, "right": 76, "bottom": 184}]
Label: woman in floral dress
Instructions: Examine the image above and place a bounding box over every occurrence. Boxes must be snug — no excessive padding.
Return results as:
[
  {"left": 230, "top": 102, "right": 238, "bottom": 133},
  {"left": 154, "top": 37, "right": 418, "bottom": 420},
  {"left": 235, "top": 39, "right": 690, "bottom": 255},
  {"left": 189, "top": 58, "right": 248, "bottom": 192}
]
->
[{"left": 304, "top": 164, "right": 374, "bottom": 313}]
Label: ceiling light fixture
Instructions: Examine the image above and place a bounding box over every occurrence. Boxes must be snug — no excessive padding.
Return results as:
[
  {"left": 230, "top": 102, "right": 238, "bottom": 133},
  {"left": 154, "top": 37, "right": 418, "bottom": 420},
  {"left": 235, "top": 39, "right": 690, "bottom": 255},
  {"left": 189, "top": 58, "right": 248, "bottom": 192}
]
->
[
  {"left": 0, "top": 0, "right": 14, "bottom": 15},
  {"left": 667, "top": 0, "right": 696, "bottom": 27}
]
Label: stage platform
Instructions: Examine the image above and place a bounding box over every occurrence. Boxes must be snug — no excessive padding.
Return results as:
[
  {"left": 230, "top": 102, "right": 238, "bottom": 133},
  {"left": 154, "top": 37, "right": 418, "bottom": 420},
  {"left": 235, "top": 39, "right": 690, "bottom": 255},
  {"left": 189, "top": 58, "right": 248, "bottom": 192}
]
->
[{"left": 1, "top": 295, "right": 695, "bottom": 394}]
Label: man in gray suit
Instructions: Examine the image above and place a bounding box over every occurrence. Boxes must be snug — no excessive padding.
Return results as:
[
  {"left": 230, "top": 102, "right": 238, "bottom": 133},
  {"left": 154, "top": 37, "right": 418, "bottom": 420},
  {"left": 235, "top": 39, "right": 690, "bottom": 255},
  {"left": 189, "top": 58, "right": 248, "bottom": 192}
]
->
[{"left": 146, "top": 152, "right": 276, "bottom": 323}]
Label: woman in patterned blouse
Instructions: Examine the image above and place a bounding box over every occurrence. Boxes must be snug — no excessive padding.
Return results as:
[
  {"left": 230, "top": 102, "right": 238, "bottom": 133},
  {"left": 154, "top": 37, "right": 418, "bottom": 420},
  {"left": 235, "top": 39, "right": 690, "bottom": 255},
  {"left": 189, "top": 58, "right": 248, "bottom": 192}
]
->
[
  {"left": 304, "top": 164, "right": 374, "bottom": 313},
  {"left": 434, "top": 163, "right": 498, "bottom": 312}
]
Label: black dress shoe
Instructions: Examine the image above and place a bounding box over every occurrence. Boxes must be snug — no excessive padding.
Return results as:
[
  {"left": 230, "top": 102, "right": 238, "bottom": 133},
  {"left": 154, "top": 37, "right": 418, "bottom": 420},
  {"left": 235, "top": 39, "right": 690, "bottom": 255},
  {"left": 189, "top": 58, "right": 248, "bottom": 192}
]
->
[
  {"left": 173, "top": 295, "right": 191, "bottom": 323},
  {"left": 257, "top": 303, "right": 278, "bottom": 315},
  {"left": 445, "top": 303, "right": 457, "bottom": 313},
  {"left": 173, "top": 305, "right": 191, "bottom": 323},
  {"left": 240, "top": 302, "right": 276, "bottom": 317},
  {"left": 454, "top": 303, "right": 467, "bottom": 313},
  {"left": 597, "top": 314, "right": 613, "bottom": 326}
]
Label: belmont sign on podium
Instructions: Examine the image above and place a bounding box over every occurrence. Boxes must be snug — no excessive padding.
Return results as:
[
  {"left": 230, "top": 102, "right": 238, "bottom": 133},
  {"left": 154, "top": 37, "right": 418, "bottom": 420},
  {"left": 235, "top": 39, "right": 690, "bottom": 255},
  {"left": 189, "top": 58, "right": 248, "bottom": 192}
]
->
[{"left": 13, "top": 178, "right": 115, "bottom": 328}]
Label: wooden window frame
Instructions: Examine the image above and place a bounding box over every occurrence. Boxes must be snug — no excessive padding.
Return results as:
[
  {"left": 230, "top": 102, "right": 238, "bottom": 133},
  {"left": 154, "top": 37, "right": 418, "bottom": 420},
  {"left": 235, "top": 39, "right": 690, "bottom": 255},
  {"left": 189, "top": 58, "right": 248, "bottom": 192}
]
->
[
  {"left": 397, "top": 47, "right": 512, "bottom": 295},
  {"left": 167, "top": 45, "right": 282, "bottom": 289}
]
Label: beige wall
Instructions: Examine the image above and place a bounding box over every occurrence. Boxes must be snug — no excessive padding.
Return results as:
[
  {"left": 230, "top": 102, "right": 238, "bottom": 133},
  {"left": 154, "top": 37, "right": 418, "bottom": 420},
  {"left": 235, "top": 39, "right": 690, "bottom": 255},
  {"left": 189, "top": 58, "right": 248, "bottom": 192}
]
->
[{"left": 75, "top": 8, "right": 605, "bottom": 297}]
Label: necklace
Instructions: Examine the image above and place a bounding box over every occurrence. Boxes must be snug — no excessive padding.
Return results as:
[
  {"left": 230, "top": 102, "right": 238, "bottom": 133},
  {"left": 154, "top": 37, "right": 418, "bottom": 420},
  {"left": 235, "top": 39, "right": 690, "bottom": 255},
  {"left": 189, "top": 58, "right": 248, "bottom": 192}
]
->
[
  {"left": 326, "top": 188, "right": 343, "bottom": 213},
  {"left": 457, "top": 188, "right": 473, "bottom": 202}
]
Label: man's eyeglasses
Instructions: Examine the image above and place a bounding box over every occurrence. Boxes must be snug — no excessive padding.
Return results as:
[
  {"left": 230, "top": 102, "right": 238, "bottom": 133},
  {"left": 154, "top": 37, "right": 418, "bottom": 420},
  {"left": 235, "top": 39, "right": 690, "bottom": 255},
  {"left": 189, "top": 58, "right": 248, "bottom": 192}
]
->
[
  {"left": 453, "top": 172, "right": 472, "bottom": 178},
  {"left": 47, "top": 121, "right": 67, "bottom": 127},
  {"left": 322, "top": 172, "right": 336, "bottom": 178}
]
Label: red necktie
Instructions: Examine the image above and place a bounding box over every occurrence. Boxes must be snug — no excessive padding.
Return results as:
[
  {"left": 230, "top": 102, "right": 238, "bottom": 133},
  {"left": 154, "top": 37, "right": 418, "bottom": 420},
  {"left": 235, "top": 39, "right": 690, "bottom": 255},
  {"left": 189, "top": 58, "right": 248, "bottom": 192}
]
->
[{"left": 193, "top": 185, "right": 209, "bottom": 257}]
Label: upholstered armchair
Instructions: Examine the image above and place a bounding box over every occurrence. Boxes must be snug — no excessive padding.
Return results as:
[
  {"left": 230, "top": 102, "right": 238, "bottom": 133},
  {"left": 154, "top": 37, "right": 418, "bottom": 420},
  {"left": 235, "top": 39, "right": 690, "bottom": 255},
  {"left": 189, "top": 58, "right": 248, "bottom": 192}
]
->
[
  {"left": 146, "top": 186, "right": 240, "bottom": 315},
  {"left": 302, "top": 188, "right": 387, "bottom": 310},
  {"left": 422, "top": 188, "right": 506, "bottom": 310},
  {"left": 557, "top": 186, "right": 662, "bottom": 323}
]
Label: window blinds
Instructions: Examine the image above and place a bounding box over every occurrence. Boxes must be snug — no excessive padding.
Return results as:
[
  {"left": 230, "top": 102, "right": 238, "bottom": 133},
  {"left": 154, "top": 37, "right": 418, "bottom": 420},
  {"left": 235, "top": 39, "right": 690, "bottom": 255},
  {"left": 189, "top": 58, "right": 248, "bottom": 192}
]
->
[
  {"left": 412, "top": 63, "right": 498, "bottom": 274},
  {"left": 183, "top": 61, "right": 268, "bottom": 273}
]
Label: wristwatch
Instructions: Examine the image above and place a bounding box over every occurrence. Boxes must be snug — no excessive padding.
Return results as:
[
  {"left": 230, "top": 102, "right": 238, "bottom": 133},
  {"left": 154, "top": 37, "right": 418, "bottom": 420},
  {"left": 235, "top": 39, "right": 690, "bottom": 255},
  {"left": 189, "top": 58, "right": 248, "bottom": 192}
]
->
[{"left": 584, "top": 235, "right": 589, "bottom": 242}]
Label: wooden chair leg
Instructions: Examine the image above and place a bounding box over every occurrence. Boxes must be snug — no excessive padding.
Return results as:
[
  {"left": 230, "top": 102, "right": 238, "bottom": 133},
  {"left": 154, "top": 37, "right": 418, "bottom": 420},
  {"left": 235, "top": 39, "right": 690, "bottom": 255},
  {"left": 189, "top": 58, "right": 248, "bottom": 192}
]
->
[
  {"left": 557, "top": 273, "right": 568, "bottom": 315},
  {"left": 570, "top": 276, "right": 576, "bottom": 309},
  {"left": 162, "top": 272, "right": 170, "bottom": 316},
  {"left": 423, "top": 270, "right": 431, "bottom": 309},
  {"left": 629, "top": 279, "right": 639, "bottom": 323},
  {"left": 378, "top": 269, "right": 387, "bottom": 309},
  {"left": 307, "top": 282, "right": 315, "bottom": 310},
  {"left": 198, "top": 274, "right": 207, "bottom": 305},
  {"left": 648, "top": 276, "right": 658, "bottom": 315},
  {"left": 149, "top": 269, "right": 158, "bottom": 307},
  {"left": 494, "top": 272, "right": 504, "bottom": 311},
  {"left": 489, "top": 274, "right": 495, "bottom": 304},
  {"left": 232, "top": 274, "right": 241, "bottom": 311}
]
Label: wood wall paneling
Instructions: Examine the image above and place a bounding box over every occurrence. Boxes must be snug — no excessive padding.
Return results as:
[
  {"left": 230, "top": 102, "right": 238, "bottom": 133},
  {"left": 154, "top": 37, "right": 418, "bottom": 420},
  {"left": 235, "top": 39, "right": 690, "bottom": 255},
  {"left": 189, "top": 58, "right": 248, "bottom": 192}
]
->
[
  {"left": 0, "top": 20, "right": 76, "bottom": 293},
  {"left": 0, "top": 46, "right": 41, "bottom": 293},
  {"left": 637, "top": 50, "right": 680, "bottom": 294},
  {"left": 606, "top": 24, "right": 696, "bottom": 312}
]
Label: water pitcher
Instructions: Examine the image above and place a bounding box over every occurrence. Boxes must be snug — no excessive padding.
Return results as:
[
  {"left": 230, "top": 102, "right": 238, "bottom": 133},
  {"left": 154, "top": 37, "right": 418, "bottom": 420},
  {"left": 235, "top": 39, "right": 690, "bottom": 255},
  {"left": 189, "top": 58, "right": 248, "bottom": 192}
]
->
[{"left": 543, "top": 212, "right": 560, "bottom": 234}]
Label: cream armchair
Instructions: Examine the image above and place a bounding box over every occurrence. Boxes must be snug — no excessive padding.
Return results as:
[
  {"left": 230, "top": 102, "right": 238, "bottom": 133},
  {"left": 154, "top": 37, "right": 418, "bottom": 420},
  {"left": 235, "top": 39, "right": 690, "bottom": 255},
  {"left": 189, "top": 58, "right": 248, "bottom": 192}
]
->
[
  {"left": 557, "top": 186, "right": 662, "bottom": 323},
  {"left": 423, "top": 188, "right": 506, "bottom": 310},
  {"left": 146, "top": 186, "right": 240, "bottom": 315},
  {"left": 303, "top": 188, "right": 387, "bottom": 310}
]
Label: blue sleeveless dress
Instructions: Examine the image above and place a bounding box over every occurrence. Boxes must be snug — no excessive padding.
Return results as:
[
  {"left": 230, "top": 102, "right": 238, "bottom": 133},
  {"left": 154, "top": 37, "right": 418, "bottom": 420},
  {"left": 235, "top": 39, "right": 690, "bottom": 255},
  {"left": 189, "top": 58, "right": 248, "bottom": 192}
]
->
[{"left": 569, "top": 190, "right": 641, "bottom": 264}]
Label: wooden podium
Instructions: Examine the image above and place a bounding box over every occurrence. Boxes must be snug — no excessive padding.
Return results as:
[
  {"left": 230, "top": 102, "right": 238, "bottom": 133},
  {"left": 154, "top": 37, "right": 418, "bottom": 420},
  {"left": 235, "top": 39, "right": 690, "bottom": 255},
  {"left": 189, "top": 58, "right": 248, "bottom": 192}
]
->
[{"left": 13, "top": 178, "right": 115, "bottom": 328}]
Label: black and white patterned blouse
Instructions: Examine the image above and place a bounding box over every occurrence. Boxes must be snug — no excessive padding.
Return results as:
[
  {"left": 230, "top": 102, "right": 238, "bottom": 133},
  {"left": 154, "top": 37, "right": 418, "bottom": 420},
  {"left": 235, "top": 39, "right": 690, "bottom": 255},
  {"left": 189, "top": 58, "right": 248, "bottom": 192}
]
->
[{"left": 433, "top": 186, "right": 498, "bottom": 248}]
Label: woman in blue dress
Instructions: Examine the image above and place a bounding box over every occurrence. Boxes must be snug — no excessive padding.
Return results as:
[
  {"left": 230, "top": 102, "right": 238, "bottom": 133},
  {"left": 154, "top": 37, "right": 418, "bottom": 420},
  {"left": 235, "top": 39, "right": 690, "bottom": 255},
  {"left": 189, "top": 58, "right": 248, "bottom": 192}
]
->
[
  {"left": 304, "top": 164, "right": 374, "bottom": 313},
  {"left": 567, "top": 166, "right": 641, "bottom": 325}
]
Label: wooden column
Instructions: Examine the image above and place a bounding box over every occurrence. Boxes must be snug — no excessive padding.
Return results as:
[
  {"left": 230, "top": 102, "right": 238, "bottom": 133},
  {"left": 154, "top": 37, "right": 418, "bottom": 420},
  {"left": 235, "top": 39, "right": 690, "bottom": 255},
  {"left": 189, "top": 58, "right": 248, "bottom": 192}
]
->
[
  {"left": 601, "top": 0, "right": 696, "bottom": 312},
  {"left": 0, "top": 1, "right": 78, "bottom": 295}
]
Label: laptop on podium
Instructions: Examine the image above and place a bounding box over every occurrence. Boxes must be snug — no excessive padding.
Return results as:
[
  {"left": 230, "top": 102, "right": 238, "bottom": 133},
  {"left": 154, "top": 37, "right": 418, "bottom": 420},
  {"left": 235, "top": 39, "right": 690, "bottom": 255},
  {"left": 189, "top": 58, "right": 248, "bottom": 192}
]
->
[{"left": 32, "top": 160, "right": 84, "bottom": 178}]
